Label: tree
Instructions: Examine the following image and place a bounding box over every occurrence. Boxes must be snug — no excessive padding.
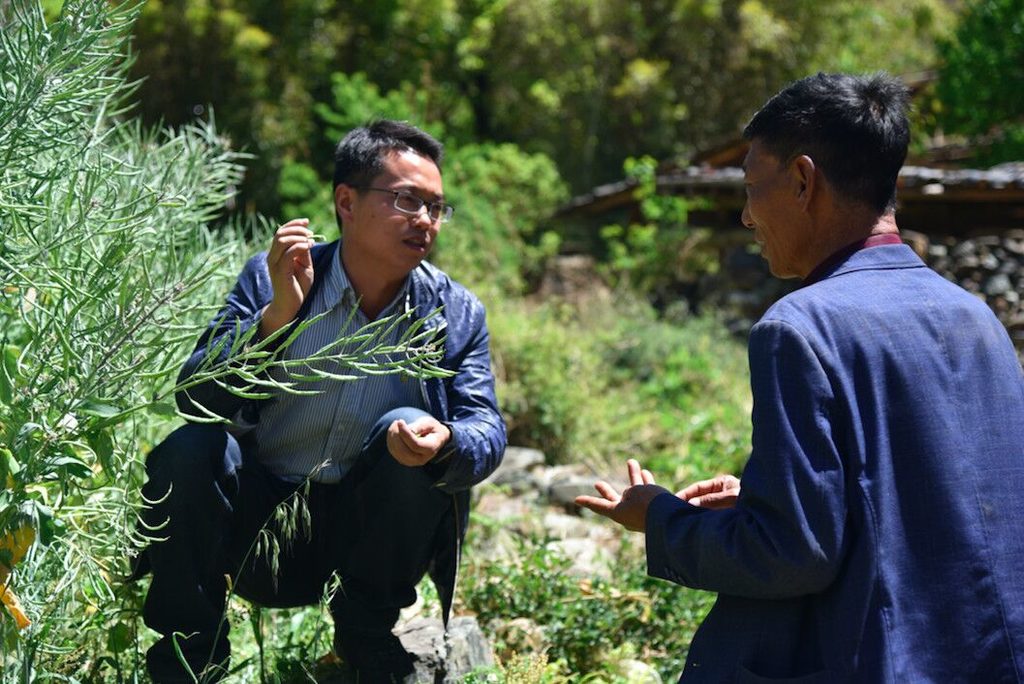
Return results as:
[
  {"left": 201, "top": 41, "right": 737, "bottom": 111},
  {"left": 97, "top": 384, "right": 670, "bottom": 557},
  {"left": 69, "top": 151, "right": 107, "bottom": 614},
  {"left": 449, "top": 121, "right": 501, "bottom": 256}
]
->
[{"left": 936, "top": 0, "right": 1024, "bottom": 163}]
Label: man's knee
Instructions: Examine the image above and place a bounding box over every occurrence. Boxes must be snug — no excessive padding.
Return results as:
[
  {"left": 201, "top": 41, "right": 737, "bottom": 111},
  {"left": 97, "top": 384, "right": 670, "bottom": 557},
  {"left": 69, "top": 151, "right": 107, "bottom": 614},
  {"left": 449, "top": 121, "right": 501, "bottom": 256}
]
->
[
  {"left": 145, "top": 423, "right": 242, "bottom": 488},
  {"left": 373, "top": 406, "right": 433, "bottom": 433}
]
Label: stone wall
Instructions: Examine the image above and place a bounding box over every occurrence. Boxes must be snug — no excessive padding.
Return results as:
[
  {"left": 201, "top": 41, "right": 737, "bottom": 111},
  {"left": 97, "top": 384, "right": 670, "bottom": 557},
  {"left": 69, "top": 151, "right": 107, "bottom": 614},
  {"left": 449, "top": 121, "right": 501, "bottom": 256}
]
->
[
  {"left": 701, "top": 231, "right": 1024, "bottom": 362},
  {"left": 923, "top": 230, "right": 1024, "bottom": 353}
]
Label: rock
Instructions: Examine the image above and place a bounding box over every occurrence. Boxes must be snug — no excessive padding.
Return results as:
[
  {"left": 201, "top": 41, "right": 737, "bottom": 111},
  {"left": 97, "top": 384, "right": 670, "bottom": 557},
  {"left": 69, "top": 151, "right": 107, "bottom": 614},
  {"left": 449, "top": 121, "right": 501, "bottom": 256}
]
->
[
  {"left": 547, "top": 537, "right": 615, "bottom": 579},
  {"left": 397, "top": 617, "right": 446, "bottom": 680},
  {"left": 980, "top": 253, "right": 1000, "bottom": 271},
  {"left": 445, "top": 616, "right": 496, "bottom": 681},
  {"left": 542, "top": 511, "right": 607, "bottom": 540},
  {"left": 985, "top": 273, "right": 1012, "bottom": 296},
  {"left": 482, "top": 446, "right": 546, "bottom": 493},
  {"left": 613, "top": 659, "right": 664, "bottom": 684},
  {"left": 540, "top": 464, "right": 601, "bottom": 508},
  {"left": 951, "top": 239, "right": 976, "bottom": 258},
  {"left": 365, "top": 616, "right": 496, "bottom": 683}
]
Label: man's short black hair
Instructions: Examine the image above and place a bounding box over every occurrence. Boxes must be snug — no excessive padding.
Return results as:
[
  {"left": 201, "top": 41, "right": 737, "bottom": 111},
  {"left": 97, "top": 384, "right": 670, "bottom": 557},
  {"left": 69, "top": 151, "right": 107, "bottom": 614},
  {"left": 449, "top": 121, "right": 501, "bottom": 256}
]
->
[
  {"left": 333, "top": 120, "right": 444, "bottom": 190},
  {"left": 743, "top": 72, "right": 910, "bottom": 214}
]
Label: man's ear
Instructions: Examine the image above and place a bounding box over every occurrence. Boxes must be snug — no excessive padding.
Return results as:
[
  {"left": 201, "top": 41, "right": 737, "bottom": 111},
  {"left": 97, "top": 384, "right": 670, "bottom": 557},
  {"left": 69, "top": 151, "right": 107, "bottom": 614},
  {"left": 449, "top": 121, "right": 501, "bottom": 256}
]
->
[
  {"left": 791, "top": 155, "right": 817, "bottom": 210},
  {"left": 334, "top": 184, "right": 356, "bottom": 226}
]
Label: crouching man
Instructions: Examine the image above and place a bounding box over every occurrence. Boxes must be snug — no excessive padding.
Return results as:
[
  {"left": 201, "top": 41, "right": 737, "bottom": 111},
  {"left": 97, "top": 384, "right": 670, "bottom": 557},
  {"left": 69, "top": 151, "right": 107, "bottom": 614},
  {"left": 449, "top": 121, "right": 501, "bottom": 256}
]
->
[{"left": 133, "top": 120, "right": 506, "bottom": 683}]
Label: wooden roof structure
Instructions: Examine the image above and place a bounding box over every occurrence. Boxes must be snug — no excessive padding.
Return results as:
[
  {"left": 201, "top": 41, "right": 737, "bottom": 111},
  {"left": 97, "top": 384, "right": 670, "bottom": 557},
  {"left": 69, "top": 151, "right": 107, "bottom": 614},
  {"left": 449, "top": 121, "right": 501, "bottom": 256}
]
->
[{"left": 556, "top": 158, "right": 1024, "bottom": 237}]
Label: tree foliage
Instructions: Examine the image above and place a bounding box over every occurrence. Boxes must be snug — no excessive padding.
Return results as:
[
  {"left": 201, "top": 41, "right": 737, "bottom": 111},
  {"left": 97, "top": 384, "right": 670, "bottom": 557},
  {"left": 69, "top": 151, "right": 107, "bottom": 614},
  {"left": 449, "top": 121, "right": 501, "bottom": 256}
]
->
[
  {"left": 126, "top": 0, "right": 960, "bottom": 219},
  {"left": 936, "top": 0, "right": 1024, "bottom": 162}
]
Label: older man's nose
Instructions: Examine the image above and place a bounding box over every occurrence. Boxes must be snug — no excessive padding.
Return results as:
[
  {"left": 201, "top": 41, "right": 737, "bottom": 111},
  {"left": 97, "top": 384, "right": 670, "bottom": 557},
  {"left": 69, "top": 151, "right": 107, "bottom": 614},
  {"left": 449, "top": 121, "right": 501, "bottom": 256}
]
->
[{"left": 741, "top": 205, "right": 754, "bottom": 229}]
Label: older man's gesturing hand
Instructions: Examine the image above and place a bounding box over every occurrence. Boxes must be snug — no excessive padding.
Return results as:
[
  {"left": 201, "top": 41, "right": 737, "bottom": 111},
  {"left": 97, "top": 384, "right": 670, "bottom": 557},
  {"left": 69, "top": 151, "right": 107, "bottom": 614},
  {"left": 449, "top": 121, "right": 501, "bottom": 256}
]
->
[{"left": 574, "top": 459, "right": 669, "bottom": 532}]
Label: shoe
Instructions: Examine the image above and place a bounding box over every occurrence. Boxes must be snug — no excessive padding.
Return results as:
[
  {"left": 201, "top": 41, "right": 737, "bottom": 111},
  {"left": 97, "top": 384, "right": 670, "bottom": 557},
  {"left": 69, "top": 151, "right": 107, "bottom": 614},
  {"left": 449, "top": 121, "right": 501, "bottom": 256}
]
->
[{"left": 334, "top": 629, "right": 416, "bottom": 683}]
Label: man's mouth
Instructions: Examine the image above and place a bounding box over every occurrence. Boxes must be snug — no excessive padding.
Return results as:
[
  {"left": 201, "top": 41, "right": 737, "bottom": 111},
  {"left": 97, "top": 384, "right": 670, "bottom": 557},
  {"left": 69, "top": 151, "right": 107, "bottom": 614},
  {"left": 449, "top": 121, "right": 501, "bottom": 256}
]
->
[{"left": 403, "top": 237, "right": 429, "bottom": 251}]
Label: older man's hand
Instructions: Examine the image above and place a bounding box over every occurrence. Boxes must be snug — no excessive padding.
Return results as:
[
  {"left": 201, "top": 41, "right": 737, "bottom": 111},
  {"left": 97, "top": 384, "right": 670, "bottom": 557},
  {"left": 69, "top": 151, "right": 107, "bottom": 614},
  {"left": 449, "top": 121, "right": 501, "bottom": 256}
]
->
[
  {"left": 677, "top": 474, "right": 741, "bottom": 509},
  {"left": 575, "top": 459, "right": 669, "bottom": 532}
]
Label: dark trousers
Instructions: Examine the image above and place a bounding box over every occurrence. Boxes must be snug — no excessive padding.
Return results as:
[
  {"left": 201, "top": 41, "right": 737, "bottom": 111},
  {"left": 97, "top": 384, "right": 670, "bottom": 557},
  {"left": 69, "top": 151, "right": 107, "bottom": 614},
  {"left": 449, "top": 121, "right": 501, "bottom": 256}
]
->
[{"left": 138, "top": 407, "right": 452, "bottom": 683}]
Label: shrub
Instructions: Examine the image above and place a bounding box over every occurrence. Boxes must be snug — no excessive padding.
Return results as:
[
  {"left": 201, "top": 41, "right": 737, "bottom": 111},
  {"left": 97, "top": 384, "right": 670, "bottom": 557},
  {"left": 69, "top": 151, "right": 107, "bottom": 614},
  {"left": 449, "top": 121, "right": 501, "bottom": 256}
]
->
[
  {"left": 489, "top": 294, "right": 750, "bottom": 476},
  {"left": 458, "top": 527, "right": 715, "bottom": 681},
  {"left": 0, "top": 2, "right": 447, "bottom": 678}
]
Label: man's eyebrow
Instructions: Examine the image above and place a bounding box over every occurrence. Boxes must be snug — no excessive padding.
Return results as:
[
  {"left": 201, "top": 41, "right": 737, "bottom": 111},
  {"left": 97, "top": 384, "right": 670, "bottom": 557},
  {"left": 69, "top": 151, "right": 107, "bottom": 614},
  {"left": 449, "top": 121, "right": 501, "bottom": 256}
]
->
[{"left": 393, "top": 183, "right": 444, "bottom": 200}]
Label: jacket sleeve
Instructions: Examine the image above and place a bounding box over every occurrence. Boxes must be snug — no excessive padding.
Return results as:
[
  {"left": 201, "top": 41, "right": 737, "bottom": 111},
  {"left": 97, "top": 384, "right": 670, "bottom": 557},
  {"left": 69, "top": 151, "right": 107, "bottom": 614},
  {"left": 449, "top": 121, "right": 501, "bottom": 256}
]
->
[
  {"left": 429, "top": 302, "right": 507, "bottom": 494},
  {"left": 645, "top": 319, "right": 848, "bottom": 599},
  {"left": 174, "top": 252, "right": 274, "bottom": 421}
]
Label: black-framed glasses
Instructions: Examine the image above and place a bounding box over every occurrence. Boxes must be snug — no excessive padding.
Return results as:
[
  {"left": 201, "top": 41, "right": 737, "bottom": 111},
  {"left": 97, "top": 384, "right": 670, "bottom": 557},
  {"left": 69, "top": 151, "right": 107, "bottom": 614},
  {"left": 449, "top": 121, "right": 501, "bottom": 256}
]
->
[{"left": 366, "top": 187, "right": 455, "bottom": 223}]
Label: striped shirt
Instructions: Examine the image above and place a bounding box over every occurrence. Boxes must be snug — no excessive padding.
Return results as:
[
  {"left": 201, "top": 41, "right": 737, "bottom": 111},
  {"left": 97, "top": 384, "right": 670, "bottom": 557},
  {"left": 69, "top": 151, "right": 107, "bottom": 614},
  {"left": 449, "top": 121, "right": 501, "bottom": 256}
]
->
[{"left": 254, "top": 249, "right": 427, "bottom": 484}]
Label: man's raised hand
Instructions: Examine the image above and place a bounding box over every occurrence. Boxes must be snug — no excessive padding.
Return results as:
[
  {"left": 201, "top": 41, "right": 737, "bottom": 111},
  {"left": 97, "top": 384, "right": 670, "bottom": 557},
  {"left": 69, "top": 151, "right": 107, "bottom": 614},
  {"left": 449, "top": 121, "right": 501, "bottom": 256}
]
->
[
  {"left": 259, "top": 219, "right": 316, "bottom": 338},
  {"left": 677, "top": 474, "right": 741, "bottom": 509},
  {"left": 574, "top": 459, "right": 668, "bottom": 532}
]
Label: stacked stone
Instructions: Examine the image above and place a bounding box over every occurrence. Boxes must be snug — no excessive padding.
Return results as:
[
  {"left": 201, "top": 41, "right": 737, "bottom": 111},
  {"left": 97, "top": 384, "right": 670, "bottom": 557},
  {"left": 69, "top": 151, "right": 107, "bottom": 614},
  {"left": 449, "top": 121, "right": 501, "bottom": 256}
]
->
[{"left": 924, "top": 230, "right": 1024, "bottom": 360}]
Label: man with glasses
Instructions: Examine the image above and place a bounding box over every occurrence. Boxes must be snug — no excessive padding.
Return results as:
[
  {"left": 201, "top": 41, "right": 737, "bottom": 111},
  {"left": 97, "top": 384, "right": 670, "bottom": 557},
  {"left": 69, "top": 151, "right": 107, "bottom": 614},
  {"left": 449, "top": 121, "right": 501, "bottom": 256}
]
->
[{"left": 134, "top": 120, "right": 506, "bottom": 683}]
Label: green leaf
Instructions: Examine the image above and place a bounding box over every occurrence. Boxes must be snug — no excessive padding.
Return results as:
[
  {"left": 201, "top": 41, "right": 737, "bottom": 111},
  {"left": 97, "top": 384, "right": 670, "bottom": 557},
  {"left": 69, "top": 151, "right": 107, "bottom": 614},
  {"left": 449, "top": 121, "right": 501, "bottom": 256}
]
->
[
  {"left": 106, "top": 621, "right": 134, "bottom": 654},
  {"left": 52, "top": 453, "right": 93, "bottom": 479},
  {"left": 86, "top": 429, "right": 115, "bottom": 470},
  {"left": 32, "top": 503, "right": 63, "bottom": 546},
  {"left": 148, "top": 401, "right": 178, "bottom": 416},
  {"left": 0, "top": 345, "right": 19, "bottom": 405},
  {"left": 0, "top": 447, "right": 18, "bottom": 487},
  {"left": 78, "top": 399, "right": 121, "bottom": 418}
]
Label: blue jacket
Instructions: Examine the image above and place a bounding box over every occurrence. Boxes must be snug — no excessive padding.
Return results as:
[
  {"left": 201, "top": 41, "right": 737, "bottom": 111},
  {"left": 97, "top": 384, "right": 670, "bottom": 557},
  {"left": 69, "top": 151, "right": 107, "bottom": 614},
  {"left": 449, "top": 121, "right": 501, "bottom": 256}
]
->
[
  {"left": 175, "top": 240, "right": 507, "bottom": 621},
  {"left": 646, "top": 244, "right": 1024, "bottom": 683}
]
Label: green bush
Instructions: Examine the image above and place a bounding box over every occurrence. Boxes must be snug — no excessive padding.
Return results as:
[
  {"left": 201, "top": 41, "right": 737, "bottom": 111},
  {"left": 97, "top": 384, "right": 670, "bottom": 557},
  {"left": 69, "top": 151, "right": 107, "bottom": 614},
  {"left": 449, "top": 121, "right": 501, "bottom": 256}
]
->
[
  {"left": 489, "top": 294, "right": 750, "bottom": 476},
  {"left": 439, "top": 143, "right": 567, "bottom": 296},
  {"left": 459, "top": 526, "right": 715, "bottom": 681}
]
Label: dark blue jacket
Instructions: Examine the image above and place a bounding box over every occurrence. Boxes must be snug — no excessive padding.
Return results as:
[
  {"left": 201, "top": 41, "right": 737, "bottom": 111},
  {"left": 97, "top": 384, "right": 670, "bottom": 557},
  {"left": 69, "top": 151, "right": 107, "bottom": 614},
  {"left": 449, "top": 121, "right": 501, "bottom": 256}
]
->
[
  {"left": 175, "top": 240, "right": 507, "bottom": 621},
  {"left": 646, "top": 244, "right": 1024, "bottom": 683}
]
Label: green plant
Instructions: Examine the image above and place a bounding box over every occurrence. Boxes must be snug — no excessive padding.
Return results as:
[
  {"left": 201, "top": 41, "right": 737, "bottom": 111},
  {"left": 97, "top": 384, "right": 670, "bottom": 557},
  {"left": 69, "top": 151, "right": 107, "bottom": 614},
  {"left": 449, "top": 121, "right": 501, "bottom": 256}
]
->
[
  {"left": 599, "top": 156, "right": 716, "bottom": 305},
  {"left": 458, "top": 529, "right": 715, "bottom": 681},
  {"left": 0, "top": 1, "right": 451, "bottom": 678},
  {"left": 936, "top": 0, "right": 1024, "bottom": 163}
]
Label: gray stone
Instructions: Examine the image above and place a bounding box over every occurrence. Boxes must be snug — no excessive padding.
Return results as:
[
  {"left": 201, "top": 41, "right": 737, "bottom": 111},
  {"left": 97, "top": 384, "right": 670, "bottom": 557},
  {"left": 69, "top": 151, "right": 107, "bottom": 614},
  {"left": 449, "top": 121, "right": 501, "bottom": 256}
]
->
[
  {"left": 481, "top": 446, "right": 546, "bottom": 493},
  {"left": 547, "top": 537, "right": 615, "bottom": 579},
  {"left": 397, "top": 617, "right": 446, "bottom": 681},
  {"left": 542, "top": 511, "right": 606, "bottom": 540},
  {"left": 352, "top": 616, "right": 493, "bottom": 683},
  {"left": 444, "top": 616, "right": 495, "bottom": 681},
  {"left": 540, "top": 464, "right": 602, "bottom": 507},
  {"left": 951, "top": 240, "right": 976, "bottom": 258},
  {"left": 985, "top": 273, "right": 1012, "bottom": 296}
]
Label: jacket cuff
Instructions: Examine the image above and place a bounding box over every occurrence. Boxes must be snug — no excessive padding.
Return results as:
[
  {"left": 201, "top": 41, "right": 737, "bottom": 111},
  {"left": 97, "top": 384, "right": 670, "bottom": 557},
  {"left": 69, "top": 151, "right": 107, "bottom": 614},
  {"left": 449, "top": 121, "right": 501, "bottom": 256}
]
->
[
  {"left": 645, "top": 491, "right": 705, "bottom": 586},
  {"left": 423, "top": 422, "right": 458, "bottom": 480}
]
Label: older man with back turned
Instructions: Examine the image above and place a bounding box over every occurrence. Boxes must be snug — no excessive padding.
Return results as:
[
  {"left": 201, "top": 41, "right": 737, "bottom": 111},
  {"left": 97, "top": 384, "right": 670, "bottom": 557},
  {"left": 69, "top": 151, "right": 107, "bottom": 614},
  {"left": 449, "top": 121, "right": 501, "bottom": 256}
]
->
[
  {"left": 577, "top": 73, "right": 1024, "bottom": 682},
  {"left": 134, "top": 120, "right": 506, "bottom": 683}
]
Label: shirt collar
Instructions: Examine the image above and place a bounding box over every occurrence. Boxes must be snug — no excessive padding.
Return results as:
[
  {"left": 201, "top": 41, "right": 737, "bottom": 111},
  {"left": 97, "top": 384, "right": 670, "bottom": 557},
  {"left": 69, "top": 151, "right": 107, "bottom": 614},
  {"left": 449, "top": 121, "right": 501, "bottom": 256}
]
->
[
  {"left": 329, "top": 248, "right": 412, "bottom": 316},
  {"left": 802, "top": 233, "right": 904, "bottom": 287}
]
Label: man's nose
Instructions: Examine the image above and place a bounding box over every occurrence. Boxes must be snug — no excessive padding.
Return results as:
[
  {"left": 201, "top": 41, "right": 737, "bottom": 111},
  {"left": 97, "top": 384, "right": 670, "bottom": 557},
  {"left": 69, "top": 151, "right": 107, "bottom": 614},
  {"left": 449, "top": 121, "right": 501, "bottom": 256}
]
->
[
  {"left": 741, "top": 205, "right": 754, "bottom": 229},
  {"left": 411, "top": 206, "right": 435, "bottom": 230}
]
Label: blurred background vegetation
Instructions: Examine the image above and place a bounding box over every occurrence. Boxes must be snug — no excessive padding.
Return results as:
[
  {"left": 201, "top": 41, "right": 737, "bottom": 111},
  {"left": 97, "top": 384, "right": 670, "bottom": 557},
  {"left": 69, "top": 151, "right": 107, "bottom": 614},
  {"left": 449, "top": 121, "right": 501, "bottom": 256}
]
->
[{"left": 3, "top": 0, "right": 1023, "bottom": 680}]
